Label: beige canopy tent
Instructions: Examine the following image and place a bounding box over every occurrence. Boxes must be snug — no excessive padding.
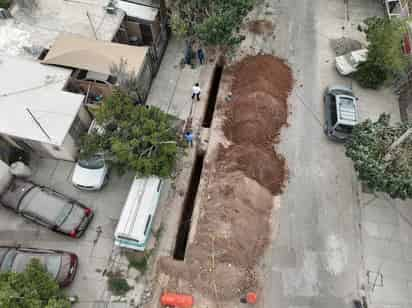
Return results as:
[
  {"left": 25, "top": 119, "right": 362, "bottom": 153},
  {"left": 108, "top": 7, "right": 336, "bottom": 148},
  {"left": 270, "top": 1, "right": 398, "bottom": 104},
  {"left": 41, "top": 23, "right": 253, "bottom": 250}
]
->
[{"left": 42, "top": 33, "right": 148, "bottom": 75}]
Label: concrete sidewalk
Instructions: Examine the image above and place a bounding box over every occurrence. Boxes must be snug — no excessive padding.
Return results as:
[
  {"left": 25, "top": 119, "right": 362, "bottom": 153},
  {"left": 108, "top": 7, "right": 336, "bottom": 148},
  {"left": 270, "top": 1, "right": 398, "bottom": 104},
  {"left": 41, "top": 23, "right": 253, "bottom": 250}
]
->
[
  {"left": 146, "top": 37, "right": 203, "bottom": 121},
  {"left": 360, "top": 192, "right": 412, "bottom": 308}
]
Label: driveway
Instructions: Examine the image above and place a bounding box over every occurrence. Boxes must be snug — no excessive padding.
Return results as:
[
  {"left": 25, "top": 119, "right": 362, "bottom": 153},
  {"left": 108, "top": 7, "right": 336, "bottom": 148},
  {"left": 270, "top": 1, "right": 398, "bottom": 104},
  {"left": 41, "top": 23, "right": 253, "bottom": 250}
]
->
[
  {"left": 263, "top": 0, "right": 398, "bottom": 307},
  {"left": 0, "top": 157, "right": 135, "bottom": 307}
]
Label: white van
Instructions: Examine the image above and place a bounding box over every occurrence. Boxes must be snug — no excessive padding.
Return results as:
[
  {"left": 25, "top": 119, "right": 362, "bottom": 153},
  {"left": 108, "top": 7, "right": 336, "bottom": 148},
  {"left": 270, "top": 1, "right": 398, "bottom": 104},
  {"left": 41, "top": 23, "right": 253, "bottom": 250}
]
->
[{"left": 114, "top": 176, "right": 162, "bottom": 251}]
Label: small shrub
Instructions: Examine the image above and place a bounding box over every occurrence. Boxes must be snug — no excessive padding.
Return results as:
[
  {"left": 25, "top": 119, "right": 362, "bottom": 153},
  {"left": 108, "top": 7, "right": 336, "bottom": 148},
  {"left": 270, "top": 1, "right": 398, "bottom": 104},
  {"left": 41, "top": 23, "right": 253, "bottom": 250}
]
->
[
  {"left": 125, "top": 250, "right": 152, "bottom": 274},
  {"left": 353, "top": 61, "right": 387, "bottom": 89},
  {"left": 107, "top": 272, "right": 132, "bottom": 295}
]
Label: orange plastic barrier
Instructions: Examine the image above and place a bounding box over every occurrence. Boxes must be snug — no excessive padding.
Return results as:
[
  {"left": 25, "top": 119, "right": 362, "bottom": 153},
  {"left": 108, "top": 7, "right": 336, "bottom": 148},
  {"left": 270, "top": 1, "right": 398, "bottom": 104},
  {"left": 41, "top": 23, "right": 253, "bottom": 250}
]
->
[
  {"left": 161, "top": 293, "right": 194, "bottom": 308},
  {"left": 246, "top": 292, "right": 257, "bottom": 304}
]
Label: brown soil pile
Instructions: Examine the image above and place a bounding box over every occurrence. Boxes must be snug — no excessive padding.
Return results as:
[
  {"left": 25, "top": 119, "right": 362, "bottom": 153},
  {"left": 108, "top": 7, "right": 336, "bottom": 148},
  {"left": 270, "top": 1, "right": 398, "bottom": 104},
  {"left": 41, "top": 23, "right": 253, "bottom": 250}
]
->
[
  {"left": 189, "top": 56, "right": 292, "bottom": 300},
  {"left": 222, "top": 55, "right": 292, "bottom": 194},
  {"left": 248, "top": 20, "right": 274, "bottom": 34},
  {"left": 160, "top": 55, "right": 293, "bottom": 302}
]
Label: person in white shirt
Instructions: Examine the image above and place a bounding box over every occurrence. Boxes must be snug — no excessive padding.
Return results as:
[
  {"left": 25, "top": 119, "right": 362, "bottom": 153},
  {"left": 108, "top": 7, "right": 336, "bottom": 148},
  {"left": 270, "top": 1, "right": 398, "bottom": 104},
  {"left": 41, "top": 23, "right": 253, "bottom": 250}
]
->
[{"left": 192, "top": 83, "right": 201, "bottom": 101}]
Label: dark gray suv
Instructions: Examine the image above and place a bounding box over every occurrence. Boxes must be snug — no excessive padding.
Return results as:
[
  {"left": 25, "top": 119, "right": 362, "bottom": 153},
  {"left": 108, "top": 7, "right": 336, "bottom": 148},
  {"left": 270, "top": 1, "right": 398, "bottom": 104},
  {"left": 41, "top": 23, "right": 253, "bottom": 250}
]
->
[
  {"left": 0, "top": 161, "right": 93, "bottom": 238},
  {"left": 324, "top": 85, "right": 359, "bottom": 142}
]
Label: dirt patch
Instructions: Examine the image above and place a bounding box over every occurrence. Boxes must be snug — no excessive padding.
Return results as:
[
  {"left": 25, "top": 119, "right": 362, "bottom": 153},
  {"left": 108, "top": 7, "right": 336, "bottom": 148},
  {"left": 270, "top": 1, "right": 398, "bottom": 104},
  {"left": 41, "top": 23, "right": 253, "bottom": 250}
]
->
[
  {"left": 159, "top": 55, "right": 292, "bottom": 303},
  {"left": 248, "top": 20, "right": 274, "bottom": 34}
]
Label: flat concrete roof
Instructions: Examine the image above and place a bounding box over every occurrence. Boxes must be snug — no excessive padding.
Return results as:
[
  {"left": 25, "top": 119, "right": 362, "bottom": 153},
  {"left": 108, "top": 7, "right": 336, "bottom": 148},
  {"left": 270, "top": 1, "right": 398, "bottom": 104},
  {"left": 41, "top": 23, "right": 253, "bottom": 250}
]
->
[
  {"left": 0, "top": 0, "right": 124, "bottom": 58},
  {"left": 0, "top": 56, "right": 84, "bottom": 146}
]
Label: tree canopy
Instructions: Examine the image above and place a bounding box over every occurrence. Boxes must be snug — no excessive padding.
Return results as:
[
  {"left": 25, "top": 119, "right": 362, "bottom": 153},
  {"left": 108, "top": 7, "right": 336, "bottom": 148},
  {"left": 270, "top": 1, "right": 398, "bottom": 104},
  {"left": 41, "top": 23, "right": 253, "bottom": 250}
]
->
[
  {"left": 81, "top": 90, "right": 179, "bottom": 177},
  {"left": 170, "top": 0, "right": 255, "bottom": 46},
  {"left": 0, "top": 259, "right": 70, "bottom": 308},
  {"left": 354, "top": 16, "right": 409, "bottom": 88},
  {"left": 345, "top": 114, "right": 412, "bottom": 199}
]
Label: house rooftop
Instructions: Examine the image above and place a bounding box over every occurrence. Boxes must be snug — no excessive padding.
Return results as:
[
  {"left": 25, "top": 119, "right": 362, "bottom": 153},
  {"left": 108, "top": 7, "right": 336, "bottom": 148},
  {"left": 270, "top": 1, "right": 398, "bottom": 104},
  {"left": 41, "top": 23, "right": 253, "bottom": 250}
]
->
[
  {"left": 0, "top": 55, "right": 84, "bottom": 146},
  {"left": 0, "top": 0, "right": 124, "bottom": 58}
]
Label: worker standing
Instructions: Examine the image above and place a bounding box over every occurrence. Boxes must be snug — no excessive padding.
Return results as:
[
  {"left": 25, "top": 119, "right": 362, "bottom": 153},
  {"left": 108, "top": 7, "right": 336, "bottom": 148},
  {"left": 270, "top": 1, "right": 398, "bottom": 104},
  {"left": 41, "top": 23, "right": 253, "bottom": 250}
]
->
[{"left": 191, "top": 83, "right": 201, "bottom": 101}]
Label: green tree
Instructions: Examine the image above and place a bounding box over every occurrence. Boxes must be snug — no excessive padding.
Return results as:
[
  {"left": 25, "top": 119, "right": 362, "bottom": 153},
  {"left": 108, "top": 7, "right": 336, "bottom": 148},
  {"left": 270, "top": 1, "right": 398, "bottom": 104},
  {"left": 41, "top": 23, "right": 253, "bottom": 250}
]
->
[
  {"left": 345, "top": 114, "right": 412, "bottom": 199},
  {"left": 170, "top": 0, "right": 254, "bottom": 47},
  {"left": 0, "top": 0, "right": 11, "bottom": 9},
  {"left": 0, "top": 259, "right": 70, "bottom": 308},
  {"left": 354, "top": 16, "right": 409, "bottom": 88},
  {"left": 81, "top": 90, "right": 179, "bottom": 177}
]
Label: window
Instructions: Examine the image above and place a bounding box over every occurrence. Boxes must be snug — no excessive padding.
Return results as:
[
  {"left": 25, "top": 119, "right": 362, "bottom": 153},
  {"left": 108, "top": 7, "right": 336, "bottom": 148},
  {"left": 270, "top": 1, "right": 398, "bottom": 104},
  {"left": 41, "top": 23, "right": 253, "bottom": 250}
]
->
[
  {"left": 330, "top": 97, "right": 337, "bottom": 126},
  {"left": 144, "top": 215, "right": 152, "bottom": 235}
]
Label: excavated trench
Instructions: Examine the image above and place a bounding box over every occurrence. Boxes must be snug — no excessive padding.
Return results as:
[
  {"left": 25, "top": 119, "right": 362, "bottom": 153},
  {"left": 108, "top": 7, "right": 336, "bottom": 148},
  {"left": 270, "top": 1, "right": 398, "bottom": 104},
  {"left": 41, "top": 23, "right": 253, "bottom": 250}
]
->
[
  {"left": 173, "top": 152, "right": 205, "bottom": 260},
  {"left": 202, "top": 62, "right": 223, "bottom": 128},
  {"left": 173, "top": 61, "right": 224, "bottom": 260}
]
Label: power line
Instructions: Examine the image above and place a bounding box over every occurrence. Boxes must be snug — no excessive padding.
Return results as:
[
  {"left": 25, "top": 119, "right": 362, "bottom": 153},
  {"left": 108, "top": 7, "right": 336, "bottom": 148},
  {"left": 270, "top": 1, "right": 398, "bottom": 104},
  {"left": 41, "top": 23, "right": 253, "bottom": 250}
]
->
[{"left": 294, "top": 88, "right": 324, "bottom": 128}]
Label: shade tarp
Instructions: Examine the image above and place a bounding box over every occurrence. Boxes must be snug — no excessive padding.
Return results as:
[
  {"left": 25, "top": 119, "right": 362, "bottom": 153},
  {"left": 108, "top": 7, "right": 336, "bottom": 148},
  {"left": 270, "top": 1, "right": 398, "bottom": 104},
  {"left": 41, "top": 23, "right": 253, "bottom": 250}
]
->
[{"left": 42, "top": 34, "right": 148, "bottom": 75}]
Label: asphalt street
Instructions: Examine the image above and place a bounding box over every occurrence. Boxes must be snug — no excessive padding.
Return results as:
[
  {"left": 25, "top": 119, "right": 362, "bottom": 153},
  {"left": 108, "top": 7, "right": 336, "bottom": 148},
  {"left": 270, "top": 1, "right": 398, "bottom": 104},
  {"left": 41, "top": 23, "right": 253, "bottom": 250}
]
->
[{"left": 262, "top": 0, "right": 381, "bottom": 307}]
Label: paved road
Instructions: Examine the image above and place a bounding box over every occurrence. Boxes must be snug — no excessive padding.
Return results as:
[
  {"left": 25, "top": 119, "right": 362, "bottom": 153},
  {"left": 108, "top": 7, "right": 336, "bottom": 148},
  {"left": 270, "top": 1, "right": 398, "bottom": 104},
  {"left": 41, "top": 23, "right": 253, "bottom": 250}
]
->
[{"left": 262, "top": 0, "right": 376, "bottom": 307}]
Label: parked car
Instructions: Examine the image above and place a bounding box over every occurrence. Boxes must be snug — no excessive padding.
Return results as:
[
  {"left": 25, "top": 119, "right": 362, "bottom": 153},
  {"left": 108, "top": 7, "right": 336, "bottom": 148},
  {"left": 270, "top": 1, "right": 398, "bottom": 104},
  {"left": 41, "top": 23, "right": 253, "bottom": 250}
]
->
[
  {"left": 324, "top": 85, "right": 359, "bottom": 142},
  {"left": 82, "top": 71, "right": 117, "bottom": 86},
  {"left": 0, "top": 246, "right": 78, "bottom": 287},
  {"left": 0, "top": 161, "right": 94, "bottom": 238},
  {"left": 72, "top": 120, "right": 108, "bottom": 190},
  {"left": 335, "top": 49, "right": 367, "bottom": 75}
]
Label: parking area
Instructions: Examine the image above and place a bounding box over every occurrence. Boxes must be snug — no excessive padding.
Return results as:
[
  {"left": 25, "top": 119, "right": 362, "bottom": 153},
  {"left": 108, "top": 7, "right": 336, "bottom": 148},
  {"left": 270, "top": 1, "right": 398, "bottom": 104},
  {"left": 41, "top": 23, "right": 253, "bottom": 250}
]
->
[{"left": 0, "top": 157, "right": 135, "bottom": 305}]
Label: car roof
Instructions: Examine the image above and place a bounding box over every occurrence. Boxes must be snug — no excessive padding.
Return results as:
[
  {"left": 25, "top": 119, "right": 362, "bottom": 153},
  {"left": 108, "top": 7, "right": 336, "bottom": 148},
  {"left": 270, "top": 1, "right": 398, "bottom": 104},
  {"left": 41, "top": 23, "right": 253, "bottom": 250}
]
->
[
  {"left": 336, "top": 95, "right": 358, "bottom": 126},
  {"left": 19, "top": 187, "right": 69, "bottom": 225}
]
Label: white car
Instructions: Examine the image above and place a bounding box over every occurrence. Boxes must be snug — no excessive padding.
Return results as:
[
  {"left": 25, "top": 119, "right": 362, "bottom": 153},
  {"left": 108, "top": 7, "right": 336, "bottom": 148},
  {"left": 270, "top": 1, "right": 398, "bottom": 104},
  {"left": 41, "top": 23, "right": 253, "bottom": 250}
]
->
[
  {"left": 335, "top": 49, "right": 368, "bottom": 75},
  {"left": 72, "top": 120, "right": 108, "bottom": 190},
  {"left": 72, "top": 154, "right": 108, "bottom": 190}
]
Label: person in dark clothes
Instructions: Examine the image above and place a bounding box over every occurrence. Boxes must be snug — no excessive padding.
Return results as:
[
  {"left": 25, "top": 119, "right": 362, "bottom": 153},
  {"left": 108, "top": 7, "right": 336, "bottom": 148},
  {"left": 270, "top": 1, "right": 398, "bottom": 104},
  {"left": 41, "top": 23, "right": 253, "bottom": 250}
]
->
[{"left": 197, "top": 47, "right": 205, "bottom": 65}]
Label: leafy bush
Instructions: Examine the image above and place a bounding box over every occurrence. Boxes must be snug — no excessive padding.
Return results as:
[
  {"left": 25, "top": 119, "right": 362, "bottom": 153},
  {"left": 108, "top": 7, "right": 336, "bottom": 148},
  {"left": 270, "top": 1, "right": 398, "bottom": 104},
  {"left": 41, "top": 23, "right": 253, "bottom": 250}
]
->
[
  {"left": 354, "top": 61, "right": 387, "bottom": 89},
  {"left": 107, "top": 272, "right": 132, "bottom": 296},
  {"left": 125, "top": 251, "right": 150, "bottom": 273},
  {"left": 354, "top": 16, "right": 409, "bottom": 89},
  {"left": 0, "top": 0, "right": 10, "bottom": 9},
  {"left": 81, "top": 90, "right": 179, "bottom": 177},
  {"left": 171, "top": 0, "right": 255, "bottom": 47}
]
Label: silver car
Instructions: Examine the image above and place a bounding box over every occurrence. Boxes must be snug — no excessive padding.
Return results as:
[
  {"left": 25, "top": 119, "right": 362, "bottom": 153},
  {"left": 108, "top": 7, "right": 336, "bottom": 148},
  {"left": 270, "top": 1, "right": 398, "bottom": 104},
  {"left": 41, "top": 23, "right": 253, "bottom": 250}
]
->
[
  {"left": 323, "top": 85, "right": 359, "bottom": 142},
  {"left": 0, "top": 246, "right": 78, "bottom": 287},
  {"left": 0, "top": 179, "right": 93, "bottom": 238}
]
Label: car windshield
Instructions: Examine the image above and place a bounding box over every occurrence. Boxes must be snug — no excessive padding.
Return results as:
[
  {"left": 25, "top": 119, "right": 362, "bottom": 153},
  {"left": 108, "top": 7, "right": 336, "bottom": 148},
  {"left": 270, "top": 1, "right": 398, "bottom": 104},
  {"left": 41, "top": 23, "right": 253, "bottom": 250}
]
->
[
  {"left": 45, "top": 255, "right": 61, "bottom": 278},
  {"left": 335, "top": 124, "right": 353, "bottom": 134},
  {"left": 345, "top": 54, "right": 358, "bottom": 67},
  {"left": 78, "top": 156, "right": 104, "bottom": 170}
]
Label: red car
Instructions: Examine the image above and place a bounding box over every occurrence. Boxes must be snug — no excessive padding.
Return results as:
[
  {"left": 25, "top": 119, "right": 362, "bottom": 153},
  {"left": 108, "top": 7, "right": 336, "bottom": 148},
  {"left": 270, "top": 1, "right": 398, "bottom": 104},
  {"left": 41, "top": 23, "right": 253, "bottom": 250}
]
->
[{"left": 0, "top": 246, "right": 78, "bottom": 287}]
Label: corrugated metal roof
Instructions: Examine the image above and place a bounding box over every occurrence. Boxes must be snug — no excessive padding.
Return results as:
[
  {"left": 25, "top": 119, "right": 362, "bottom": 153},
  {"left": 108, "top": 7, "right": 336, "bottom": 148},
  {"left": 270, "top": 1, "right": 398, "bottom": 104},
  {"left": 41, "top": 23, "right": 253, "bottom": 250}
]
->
[{"left": 0, "top": 56, "right": 84, "bottom": 145}]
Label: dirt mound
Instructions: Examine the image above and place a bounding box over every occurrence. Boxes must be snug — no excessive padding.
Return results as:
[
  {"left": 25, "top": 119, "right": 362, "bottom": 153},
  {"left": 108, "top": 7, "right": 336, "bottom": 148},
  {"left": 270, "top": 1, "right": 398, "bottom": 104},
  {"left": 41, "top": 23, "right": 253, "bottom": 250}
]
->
[
  {"left": 222, "top": 55, "right": 292, "bottom": 193},
  {"left": 248, "top": 20, "right": 274, "bottom": 34},
  {"left": 189, "top": 56, "right": 291, "bottom": 299},
  {"left": 218, "top": 146, "right": 286, "bottom": 195},
  {"left": 160, "top": 55, "right": 292, "bottom": 302}
]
